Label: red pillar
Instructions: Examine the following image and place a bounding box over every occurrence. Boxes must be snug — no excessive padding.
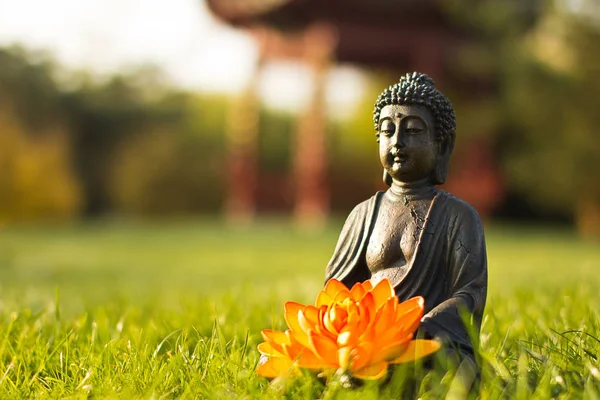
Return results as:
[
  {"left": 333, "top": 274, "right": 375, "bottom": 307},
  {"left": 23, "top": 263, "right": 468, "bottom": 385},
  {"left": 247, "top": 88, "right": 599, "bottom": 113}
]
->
[
  {"left": 224, "top": 58, "right": 263, "bottom": 225},
  {"left": 293, "top": 24, "right": 336, "bottom": 228}
]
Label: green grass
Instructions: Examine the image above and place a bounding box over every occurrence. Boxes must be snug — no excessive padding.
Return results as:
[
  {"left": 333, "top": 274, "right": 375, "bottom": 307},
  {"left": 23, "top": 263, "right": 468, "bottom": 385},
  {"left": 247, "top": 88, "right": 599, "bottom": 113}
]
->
[{"left": 0, "top": 219, "right": 599, "bottom": 398}]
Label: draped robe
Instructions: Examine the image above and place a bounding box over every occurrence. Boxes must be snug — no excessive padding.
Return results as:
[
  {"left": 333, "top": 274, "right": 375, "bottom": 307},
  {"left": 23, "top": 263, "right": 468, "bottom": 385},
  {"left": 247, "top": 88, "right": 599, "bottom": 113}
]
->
[{"left": 325, "top": 190, "right": 488, "bottom": 356}]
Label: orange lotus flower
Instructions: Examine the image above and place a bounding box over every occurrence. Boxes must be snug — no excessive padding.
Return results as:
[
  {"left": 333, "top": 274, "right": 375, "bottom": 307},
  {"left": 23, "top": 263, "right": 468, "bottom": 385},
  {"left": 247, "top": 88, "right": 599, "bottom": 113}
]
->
[{"left": 257, "top": 278, "right": 441, "bottom": 380}]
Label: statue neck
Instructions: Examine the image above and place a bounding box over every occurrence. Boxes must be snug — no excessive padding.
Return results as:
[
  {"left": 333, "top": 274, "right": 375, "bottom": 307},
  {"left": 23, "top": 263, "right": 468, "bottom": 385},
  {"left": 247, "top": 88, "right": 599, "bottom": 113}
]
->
[{"left": 388, "top": 178, "right": 437, "bottom": 202}]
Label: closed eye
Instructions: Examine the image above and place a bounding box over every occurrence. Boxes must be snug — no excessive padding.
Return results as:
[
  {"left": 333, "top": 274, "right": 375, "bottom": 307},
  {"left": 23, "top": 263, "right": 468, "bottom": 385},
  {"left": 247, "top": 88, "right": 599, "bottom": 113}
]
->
[
  {"left": 403, "top": 116, "right": 426, "bottom": 134},
  {"left": 379, "top": 120, "right": 396, "bottom": 136}
]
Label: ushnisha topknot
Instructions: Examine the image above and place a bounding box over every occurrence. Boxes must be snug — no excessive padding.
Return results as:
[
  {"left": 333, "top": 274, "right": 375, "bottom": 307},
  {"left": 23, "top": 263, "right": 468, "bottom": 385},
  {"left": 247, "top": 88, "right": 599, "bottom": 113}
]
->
[{"left": 373, "top": 72, "right": 456, "bottom": 141}]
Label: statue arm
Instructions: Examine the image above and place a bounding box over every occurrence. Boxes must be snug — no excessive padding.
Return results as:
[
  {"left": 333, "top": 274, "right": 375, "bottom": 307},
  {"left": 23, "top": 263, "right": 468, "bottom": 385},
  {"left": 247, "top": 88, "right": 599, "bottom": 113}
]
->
[
  {"left": 420, "top": 204, "right": 488, "bottom": 354},
  {"left": 325, "top": 200, "right": 372, "bottom": 288}
]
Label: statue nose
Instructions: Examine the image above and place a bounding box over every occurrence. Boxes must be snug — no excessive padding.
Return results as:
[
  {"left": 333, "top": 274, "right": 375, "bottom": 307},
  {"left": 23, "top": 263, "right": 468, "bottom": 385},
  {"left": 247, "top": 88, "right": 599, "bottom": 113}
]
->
[{"left": 392, "top": 130, "right": 405, "bottom": 148}]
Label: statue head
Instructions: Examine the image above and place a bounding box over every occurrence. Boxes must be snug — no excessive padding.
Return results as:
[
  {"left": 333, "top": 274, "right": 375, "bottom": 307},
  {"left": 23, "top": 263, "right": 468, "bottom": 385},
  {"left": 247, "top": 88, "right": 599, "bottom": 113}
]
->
[{"left": 373, "top": 72, "right": 456, "bottom": 186}]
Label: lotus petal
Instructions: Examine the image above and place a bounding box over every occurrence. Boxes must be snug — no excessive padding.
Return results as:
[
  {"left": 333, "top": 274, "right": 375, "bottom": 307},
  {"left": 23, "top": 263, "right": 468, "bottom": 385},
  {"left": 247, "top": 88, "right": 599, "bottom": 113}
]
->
[
  {"left": 316, "top": 291, "right": 334, "bottom": 307},
  {"left": 395, "top": 305, "right": 424, "bottom": 336},
  {"left": 373, "top": 298, "right": 399, "bottom": 338},
  {"left": 298, "top": 309, "right": 313, "bottom": 333},
  {"left": 296, "top": 348, "right": 324, "bottom": 369},
  {"left": 303, "top": 305, "right": 320, "bottom": 325},
  {"left": 336, "top": 328, "right": 358, "bottom": 347},
  {"left": 284, "top": 306, "right": 311, "bottom": 348},
  {"left": 257, "top": 342, "right": 285, "bottom": 357},
  {"left": 360, "top": 292, "right": 376, "bottom": 320},
  {"left": 395, "top": 297, "right": 424, "bottom": 320},
  {"left": 323, "top": 310, "right": 340, "bottom": 335},
  {"left": 388, "top": 339, "right": 441, "bottom": 364},
  {"left": 284, "top": 302, "right": 304, "bottom": 333},
  {"left": 349, "top": 282, "right": 366, "bottom": 301},
  {"left": 261, "top": 329, "right": 288, "bottom": 344},
  {"left": 337, "top": 346, "right": 352, "bottom": 369},
  {"left": 282, "top": 339, "right": 306, "bottom": 360},
  {"left": 345, "top": 300, "right": 359, "bottom": 323},
  {"left": 372, "top": 338, "right": 411, "bottom": 364},
  {"left": 371, "top": 279, "right": 395, "bottom": 309},
  {"left": 316, "top": 309, "right": 337, "bottom": 340},
  {"left": 324, "top": 279, "right": 348, "bottom": 298},
  {"left": 376, "top": 328, "right": 413, "bottom": 349},
  {"left": 308, "top": 330, "right": 339, "bottom": 365},
  {"left": 350, "top": 342, "right": 374, "bottom": 371},
  {"left": 328, "top": 304, "right": 348, "bottom": 332},
  {"left": 256, "top": 356, "right": 295, "bottom": 378},
  {"left": 333, "top": 289, "right": 353, "bottom": 303},
  {"left": 353, "top": 361, "right": 388, "bottom": 380}
]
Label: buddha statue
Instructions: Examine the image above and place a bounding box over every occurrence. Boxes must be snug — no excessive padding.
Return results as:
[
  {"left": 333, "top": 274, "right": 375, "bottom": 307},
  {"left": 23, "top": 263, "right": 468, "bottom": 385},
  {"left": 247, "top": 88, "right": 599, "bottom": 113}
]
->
[{"left": 325, "top": 72, "right": 487, "bottom": 364}]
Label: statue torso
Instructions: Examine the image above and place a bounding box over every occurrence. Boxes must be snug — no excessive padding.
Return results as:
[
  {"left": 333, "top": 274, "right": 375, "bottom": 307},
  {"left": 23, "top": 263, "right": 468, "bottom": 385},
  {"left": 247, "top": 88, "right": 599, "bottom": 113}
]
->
[{"left": 366, "top": 189, "right": 436, "bottom": 285}]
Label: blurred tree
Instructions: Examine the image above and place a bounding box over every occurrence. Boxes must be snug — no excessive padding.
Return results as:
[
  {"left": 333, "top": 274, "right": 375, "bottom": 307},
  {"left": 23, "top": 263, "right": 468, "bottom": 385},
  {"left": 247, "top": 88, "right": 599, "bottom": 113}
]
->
[
  {"left": 499, "top": 2, "right": 600, "bottom": 236},
  {"left": 0, "top": 47, "right": 81, "bottom": 222},
  {"left": 443, "top": 0, "right": 600, "bottom": 236},
  {"left": 0, "top": 106, "right": 80, "bottom": 223},
  {"left": 0, "top": 46, "right": 63, "bottom": 131},
  {"left": 0, "top": 45, "right": 233, "bottom": 220},
  {"left": 108, "top": 93, "right": 227, "bottom": 216},
  {"left": 61, "top": 69, "right": 186, "bottom": 216}
]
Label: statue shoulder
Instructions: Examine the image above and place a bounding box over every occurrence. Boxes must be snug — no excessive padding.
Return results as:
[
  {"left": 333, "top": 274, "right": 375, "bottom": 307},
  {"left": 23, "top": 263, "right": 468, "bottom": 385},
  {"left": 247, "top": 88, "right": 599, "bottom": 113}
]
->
[
  {"left": 342, "top": 192, "right": 382, "bottom": 225},
  {"left": 438, "top": 191, "right": 487, "bottom": 264},
  {"left": 348, "top": 192, "right": 381, "bottom": 215},
  {"left": 438, "top": 191, "right": 484, "bottom": 230}
]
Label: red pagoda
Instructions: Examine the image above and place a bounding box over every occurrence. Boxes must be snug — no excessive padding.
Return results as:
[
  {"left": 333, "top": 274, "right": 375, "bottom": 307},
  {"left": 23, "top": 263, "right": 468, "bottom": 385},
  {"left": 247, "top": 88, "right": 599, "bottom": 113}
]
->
[{"left": 206, "top": 0, "right": 513, "bottom": 225}]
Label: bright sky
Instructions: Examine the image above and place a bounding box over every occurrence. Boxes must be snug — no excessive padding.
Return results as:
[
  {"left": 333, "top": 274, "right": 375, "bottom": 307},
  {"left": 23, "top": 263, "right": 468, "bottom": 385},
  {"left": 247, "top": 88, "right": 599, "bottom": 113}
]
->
[{"left": 0, "top": 0, "right": 366, "bottom": 113}]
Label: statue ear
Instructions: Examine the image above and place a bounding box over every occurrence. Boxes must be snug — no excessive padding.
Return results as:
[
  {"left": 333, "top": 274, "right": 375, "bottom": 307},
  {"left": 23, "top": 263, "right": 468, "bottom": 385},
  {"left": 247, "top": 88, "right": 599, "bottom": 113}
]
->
[
  {"left": 383, "top": 169, "right": 393, "bottom": 186},
  {"left": 434, "top": 132, "right": 455, "bottom": 185}
]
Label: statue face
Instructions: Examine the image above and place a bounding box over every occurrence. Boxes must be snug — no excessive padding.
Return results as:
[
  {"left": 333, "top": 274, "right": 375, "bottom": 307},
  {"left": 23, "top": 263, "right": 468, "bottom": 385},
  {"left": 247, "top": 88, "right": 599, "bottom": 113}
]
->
[{"left": 378, "top": 104, "right": 437, "bottom": 183}]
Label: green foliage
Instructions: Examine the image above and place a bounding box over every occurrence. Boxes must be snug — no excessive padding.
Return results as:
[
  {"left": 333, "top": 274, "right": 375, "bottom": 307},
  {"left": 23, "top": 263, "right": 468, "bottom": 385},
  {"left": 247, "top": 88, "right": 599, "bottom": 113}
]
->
[
  {"left": 0, "top": 46, "right": 63, "bottom": 130},
  {"left": 62, "top": 73, "right": 229, "bottom": 216},
  {"left": 0, "top": 47, "right": 80, "bottom": 222},
  {"left": 443, "top": 0, "right": 600, "bottom": 232},
  {"left": 108, "top": 94, "right": 227, "bottom": 216},
  {"left": 0, "top": 221, "right": 599, "bottom": 398},
  {"left": 0, "top": 112, "right": 80, "bottom": 223},
  {"left": 0, "top": 46, "right": 231, "bottom": 219},
  {"left": 502, "top": 7, "right": 600, "bottom": 214}
]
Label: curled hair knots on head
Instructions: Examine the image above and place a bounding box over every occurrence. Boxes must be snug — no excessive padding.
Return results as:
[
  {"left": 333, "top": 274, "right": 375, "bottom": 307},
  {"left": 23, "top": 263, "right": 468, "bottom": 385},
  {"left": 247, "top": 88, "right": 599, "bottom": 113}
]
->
[{"left": 373, "top": 72, "right": 456, "bottom": 141}]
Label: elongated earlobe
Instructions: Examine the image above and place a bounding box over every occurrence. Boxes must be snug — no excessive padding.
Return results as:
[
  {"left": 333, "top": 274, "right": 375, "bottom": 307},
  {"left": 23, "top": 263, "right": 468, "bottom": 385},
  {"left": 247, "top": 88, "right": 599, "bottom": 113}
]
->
[
  {"left": 383, "top": 170, "right": 392, "bottom": 186},
  {"left": 433, "top": 132, "right": 455, "bottom": 185},
  {"left": 434, "top": 160, "right": 446, "bottom": 185}
]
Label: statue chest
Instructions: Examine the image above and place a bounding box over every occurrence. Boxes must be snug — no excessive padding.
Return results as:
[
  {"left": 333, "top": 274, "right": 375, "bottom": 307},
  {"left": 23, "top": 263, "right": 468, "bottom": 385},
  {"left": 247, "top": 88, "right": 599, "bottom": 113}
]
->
[{"left": 365, "top": 197, "right": 432, "bottom": 283}]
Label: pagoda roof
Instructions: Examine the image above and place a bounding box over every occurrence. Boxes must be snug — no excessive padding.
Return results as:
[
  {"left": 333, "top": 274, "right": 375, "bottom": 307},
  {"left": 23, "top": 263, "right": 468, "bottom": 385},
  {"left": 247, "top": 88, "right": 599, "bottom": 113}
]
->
[
  {"left": 206, "top": 0, "right": 540, "bottom": 69},
  {"left": 207, "top": 0, "right": 457, "bottom": 68},
  {"left": 206, "top": 0, "right": 446, "bottom": 30}
]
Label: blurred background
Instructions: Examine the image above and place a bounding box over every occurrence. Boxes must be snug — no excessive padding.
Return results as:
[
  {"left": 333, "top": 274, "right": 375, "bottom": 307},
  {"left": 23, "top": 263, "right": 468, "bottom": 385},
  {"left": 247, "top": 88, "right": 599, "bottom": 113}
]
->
[
  {"left": 2, "top": 3, "right": 600, "bottom": 396},
  {"left": 0, "top": 0, "right": 599, "bottom": 236}
]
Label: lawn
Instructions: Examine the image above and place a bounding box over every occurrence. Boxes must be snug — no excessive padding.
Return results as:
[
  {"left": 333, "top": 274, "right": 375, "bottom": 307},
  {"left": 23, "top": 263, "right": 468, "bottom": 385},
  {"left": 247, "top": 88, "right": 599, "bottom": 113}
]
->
[{"left": 0, "top": 220, "right": 599, "bottom": 398}]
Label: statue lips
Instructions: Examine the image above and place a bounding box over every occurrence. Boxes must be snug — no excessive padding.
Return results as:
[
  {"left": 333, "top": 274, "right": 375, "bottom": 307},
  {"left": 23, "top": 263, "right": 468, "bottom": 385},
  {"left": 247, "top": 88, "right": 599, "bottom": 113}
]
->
[{"left": 390, "top": 148, "right": 407, "bottom": 167}]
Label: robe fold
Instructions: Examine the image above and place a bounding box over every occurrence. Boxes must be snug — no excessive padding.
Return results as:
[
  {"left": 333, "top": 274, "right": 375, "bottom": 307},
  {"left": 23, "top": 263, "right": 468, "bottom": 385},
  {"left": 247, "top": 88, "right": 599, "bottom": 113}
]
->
[{"left": 325, "top": 190, "right": 488, "bottom": 355}]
